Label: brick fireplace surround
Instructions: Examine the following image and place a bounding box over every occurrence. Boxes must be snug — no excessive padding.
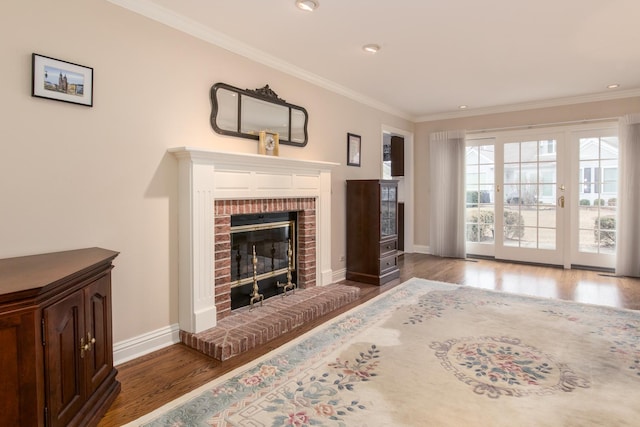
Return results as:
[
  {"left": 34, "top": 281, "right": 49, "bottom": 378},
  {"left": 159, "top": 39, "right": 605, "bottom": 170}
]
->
[
  {"left": 169, "top": 148, "right": 360, "bottom": 360},
  {"left": 212, "top": 197, "right": 317, "bottom": 320}
]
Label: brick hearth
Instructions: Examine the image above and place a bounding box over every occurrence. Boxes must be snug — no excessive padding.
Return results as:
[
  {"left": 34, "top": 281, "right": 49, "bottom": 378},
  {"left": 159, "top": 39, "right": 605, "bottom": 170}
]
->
[{"left": 180, "top": 283, "right": 360, "bottom": 361}]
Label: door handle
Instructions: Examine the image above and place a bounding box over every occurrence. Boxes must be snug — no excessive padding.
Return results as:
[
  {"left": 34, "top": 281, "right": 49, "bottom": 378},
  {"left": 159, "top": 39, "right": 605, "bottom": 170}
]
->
[
  {"left": 558, "top": 195, "right": 565, "bottom": 208},
  {"left": 87, "top": 332, "right": 96, "bottom": 351},
  {"left": 80, "top": 337, "right": 89, "bottom": 358}
]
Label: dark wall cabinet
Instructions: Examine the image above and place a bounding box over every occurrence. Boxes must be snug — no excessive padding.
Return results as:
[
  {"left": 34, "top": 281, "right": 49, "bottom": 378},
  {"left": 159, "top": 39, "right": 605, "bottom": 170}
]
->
[
  {"left": 390, "top": 135, "right": 404, "bottom": 177},
  {"left": 346, "top": 180, "right": 400, "bottom": 285},
  {"left": 0, "top": 248, "right": 120, "bottom": 427}
]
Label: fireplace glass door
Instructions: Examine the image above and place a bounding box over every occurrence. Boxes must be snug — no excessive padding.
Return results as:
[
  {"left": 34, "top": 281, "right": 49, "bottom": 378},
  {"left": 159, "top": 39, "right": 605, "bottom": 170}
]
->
[{"left": 230, "top": 212, "right": 297, "bottom": 309}]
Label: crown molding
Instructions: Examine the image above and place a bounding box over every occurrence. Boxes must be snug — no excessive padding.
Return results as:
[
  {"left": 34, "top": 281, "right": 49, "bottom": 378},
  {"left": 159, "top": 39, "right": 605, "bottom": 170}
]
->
[
  {"left": 416, "top": 88, "right": 640, "bottom": 123},
  {"left": 106, "top": 0, "right": 640, "bottom": 125},
  {"left": 106, "top": 0, "right": 414, "bottom": 121}
]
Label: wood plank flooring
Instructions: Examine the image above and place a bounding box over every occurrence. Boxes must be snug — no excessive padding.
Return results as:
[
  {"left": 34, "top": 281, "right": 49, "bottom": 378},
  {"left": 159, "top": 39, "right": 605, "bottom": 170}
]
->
[{"left": 98, "top": 253, "right": 640, "bottom": 426}]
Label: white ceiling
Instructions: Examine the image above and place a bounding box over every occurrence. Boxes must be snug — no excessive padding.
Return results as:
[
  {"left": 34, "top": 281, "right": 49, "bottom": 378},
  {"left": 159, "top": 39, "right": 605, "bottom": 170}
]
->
[{"left": 112, "top": 0, "right": 640, "bottom": 121}]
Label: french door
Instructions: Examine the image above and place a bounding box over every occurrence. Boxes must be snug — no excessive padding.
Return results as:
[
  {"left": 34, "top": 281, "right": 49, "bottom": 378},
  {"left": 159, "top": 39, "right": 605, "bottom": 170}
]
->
[
  {"left": 466, "top": 124, "right": 618, "bottom": 269},
  {"left": 570, "top": 129, "right": 619, "bottom": 269}
]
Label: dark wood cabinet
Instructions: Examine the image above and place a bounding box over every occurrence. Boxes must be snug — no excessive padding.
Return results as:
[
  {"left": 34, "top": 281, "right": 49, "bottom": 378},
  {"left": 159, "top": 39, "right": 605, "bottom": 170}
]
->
[
  {"left": 0, "top": 248, "right": 120, "bottom": 427},
  {"left": 346, "top": 180, "right": 400, "bottom": 285}
]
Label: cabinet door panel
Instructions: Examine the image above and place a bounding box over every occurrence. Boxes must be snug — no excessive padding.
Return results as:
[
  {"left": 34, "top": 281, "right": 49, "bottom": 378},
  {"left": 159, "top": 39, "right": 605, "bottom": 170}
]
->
[
  {"left": 85, "top": 275, "right": 114, "bottom": 395},
  {"left": 44, "top": 291, "right": 85, "bottom": 427},
  {"left": 390, "top": 135, "right": 405, "bottom": 177},
  {"left": 0, "top": 312, "right": 41, "bottom": 426},
  {"left": 0, "top": 316, "right": 22, "bottom": 425}
]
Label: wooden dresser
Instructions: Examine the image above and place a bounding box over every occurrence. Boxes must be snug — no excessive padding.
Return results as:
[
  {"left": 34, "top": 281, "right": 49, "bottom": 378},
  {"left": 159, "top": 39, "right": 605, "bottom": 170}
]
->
[
  {"left": 0, "top": 247, "right": 120, "bottom": 427},
  {"left": 346, "top": 179, "right": 400, "bottom": 285}
]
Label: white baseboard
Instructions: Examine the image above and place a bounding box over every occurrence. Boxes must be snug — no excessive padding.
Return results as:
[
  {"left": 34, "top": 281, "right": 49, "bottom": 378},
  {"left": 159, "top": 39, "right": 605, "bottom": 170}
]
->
[
  {"left": 332, "top": 267, "right": 346, "bottom": 283},
  {"left": 413, "top": 245, "right": 430, "bottom": 254},
  {"left": 113, "top": 324, "right": 181, "bottom": 366},
  {"left": 321, "top": 268, "right": 334, "bottom": 286}
]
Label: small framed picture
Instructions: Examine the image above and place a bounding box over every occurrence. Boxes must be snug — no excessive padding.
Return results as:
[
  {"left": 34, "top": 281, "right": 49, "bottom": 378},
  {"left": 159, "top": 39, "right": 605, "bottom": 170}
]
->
[
  {"left": 32, "top": 53, "right": 93, "bottom": 107},
  {"left": 259, "top": 130, "right": 280, "bottom": 156},
  {"left": 347, "top": 133, "right": 361, "bottom": 167}
]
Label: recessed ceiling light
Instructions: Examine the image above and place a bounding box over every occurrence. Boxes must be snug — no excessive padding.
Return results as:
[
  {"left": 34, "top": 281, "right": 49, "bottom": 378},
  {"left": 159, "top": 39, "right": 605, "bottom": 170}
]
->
[
  {"left": 607, "top": 83, "right": 620, "bottom": 89},
  {"left": 295, "top": 0, "right": 319, "bottom": 12},
  {"left": 459, "top": 105, "right": 468, "bottom": 109},
  {"left": 363, "top": 44, "right": 380, "bottom": 54}
]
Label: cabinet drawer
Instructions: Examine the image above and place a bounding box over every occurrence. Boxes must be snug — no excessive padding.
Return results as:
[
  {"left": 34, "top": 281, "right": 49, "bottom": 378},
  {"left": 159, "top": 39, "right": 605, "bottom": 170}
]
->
[
  {"left": 379, "top": 254, "right": 398, "bottom": 275},
  {"left": 379, "top": 239, "right": 397, "bottom": 256}
]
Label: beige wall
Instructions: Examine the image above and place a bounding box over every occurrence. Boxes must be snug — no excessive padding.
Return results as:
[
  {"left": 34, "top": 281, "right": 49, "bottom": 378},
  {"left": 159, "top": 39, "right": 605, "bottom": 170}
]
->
[
  {"left": 414, "top": 97, "right": 640, "bottom": 249},
  {"left": 4, "top": 0, "right": 637, "bottom": 350},
  {"left": 0, "top": 0, "right": 412, "bottom": 344}
]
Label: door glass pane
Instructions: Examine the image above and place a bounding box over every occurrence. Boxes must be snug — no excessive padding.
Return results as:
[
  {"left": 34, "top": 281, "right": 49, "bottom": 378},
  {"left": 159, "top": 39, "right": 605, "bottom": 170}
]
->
[
  {"left": 479, "top": 145, "right": 495, "bottom": 164},
  {"left": 478, "top": 184, "right": 494, "bottom": 207},
  {"left": 539, "top": 162, "right": 556, "bottom": 183},
  {"left": 577, "top": 136, "right": 618, "bottom": 255},
  {"left": 478, "top": 163, "right": 494, "bottom": 184},
  {"left": 538, "top": 205, "right": 557, "bottom": 249},
  {"left": 579, "top": 138, "right": 599, "bottom": 160},
  {"left": 504, "top": 143, "right": 519, "bottom": 163},
  {"left": 466, "top": 206, "right": 495, "bottom": 243},
  {"left": 502, "top": 139, "right": 557, "bottom": 251},
  {"left": 520, "top": 162, "right": 538, "bottom": 185},
  {"left": 504, "top": 164, "right": 519, "bottom": 184},
  {"left": 539, "top": 140, "right": 557, "bottom": 161},
  {"left": 503, "top": 207, "right": 524, "bottom": 244},
  {"left": 520, "top": 227, "right": 538, "bottom": 248},
  {"left": 539, "top": 184, "right": 555, "bottom": 200},
  {"left": 520, "top": 141, "right": 538, "bottom": 162},
  {"left": 466, "top": 143, "right": 495, "bottom": 247},
  {"left": 539, "top": 228, "right": 556, "bottom": 250},
  {"left": 603, "top": 168, "right": 617, "bottom": 193},
  {"left": 579, "top": 229, "right": 597, "bottom": 253}
]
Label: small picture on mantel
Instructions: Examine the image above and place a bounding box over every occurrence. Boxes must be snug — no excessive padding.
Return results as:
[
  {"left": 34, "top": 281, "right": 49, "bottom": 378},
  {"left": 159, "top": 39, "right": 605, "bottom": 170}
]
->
[
  {"left": 259, "top": 131, "right": 279, "bottom": 156},
  {"left": 347, "top": 133, "right": 361, "bottom": 166}
]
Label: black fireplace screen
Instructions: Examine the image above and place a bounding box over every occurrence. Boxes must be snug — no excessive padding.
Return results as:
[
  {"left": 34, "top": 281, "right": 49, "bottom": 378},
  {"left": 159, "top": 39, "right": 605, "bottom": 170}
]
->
[{"left": 230, "top": 212, "right": 297, "bottom": 309}]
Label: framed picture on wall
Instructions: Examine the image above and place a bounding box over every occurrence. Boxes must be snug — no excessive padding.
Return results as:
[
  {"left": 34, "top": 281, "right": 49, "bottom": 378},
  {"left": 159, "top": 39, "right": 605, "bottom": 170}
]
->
[
  {"left": 32, "top": 53, "right": 94, "bottom": 107},
  {"left": 347, "top": 133, "right": 361, "bottom": 167}
]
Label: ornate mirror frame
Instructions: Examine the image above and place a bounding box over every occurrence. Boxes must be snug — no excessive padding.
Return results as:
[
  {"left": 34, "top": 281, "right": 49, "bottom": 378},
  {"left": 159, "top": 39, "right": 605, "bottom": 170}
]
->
[{"left": 210, "top": 82, "right": 309, "bottom": 147}]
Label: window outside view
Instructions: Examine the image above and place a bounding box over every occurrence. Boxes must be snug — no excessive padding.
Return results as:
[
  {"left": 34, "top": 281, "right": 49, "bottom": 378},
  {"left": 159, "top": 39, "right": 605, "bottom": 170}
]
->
[
  {"left": 578, "top": 136, "right": 618, "bottom": 254},
  {"left": 465, "top": 135, "right": 618, "bottom": 256},
  {"left": 465, "top": 144, "right": 495, "bottom": 244},
  {"left": 503, "top": 140, "right": 557, "bottom": 250}
]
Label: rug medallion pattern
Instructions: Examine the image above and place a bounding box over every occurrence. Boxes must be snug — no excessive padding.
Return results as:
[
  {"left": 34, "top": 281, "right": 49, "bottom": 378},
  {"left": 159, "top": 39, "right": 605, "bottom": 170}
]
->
[
  {"left": 430, "top": 336, "right": 589, "bottom": 398},
  {"left": 132, "top": 279, "right": 640, "bottom": 427}
]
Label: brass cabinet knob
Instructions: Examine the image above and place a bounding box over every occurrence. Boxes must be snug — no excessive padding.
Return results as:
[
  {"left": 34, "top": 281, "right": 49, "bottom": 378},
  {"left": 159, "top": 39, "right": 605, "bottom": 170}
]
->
[
  {"left": 80, "top": 338, "right": 88, "bottom": 358},
  {"left": 87, "top": 332, "right": 96, "bottom": 351}
]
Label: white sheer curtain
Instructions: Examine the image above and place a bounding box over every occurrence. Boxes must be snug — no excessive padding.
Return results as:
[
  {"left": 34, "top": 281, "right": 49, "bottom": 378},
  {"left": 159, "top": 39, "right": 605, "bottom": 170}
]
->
[
  {"left": 615, "top": 113, "right": 640, "bottom": 277},
  {"left": 429, "top": 130, "right": 466, "bottom": 258}
]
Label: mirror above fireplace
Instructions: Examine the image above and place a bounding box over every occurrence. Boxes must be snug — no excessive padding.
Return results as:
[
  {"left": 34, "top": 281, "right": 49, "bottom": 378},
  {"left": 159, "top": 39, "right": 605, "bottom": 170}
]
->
[{"left": 210, "top": 82, "right": 309, "bottom": 147}]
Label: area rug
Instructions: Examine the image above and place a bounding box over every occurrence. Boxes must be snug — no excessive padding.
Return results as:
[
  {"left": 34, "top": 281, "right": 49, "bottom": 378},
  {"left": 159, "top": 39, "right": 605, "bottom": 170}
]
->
[{"left": 126, "top": 278, "right": 640, "bottom": 426}]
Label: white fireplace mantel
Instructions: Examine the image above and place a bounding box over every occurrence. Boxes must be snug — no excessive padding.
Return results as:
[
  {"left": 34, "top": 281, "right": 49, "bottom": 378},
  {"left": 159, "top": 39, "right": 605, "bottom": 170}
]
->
[{"left": 169, "top": 147, "right": 339, "bottom": 334}]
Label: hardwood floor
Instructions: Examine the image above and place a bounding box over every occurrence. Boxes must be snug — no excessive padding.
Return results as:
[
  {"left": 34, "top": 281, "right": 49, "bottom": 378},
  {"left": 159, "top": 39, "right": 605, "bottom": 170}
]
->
[{"left": 98, "top": 253, "right": 640, "bottom": 426}]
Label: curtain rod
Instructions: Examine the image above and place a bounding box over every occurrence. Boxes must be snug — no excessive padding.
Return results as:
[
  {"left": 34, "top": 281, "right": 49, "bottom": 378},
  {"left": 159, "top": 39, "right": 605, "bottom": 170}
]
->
[{"left": 467, "top": 117, "right": 618, "bottom": 134}]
